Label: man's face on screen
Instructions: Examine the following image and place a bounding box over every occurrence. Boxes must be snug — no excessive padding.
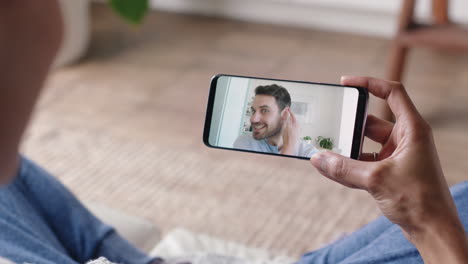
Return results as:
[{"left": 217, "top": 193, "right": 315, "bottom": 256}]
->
[{"left": 250, "top": 95, "right": 283, "bottom": 140}]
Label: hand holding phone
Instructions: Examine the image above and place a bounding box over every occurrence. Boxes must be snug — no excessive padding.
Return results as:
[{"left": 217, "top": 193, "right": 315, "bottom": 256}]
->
[
  {"left": 203, "top": 74, "right": 369, "bottom": 160},
  {"left": 310, "top": 76, "right": 468, "bottom": 263}
]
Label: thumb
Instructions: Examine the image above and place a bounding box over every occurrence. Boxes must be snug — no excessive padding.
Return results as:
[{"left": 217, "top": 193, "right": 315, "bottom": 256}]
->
[{"left": 310, "top": 152, "right": 369, "bottom": 189}]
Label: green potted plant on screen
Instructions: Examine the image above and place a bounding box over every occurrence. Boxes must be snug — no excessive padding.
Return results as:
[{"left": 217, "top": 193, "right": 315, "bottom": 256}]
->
[
  {"left": 316, "top": 136, "right": 334, "bottom": 150},
  {"left": 303, "top": 136, "right": 312, "bottom": 144}
]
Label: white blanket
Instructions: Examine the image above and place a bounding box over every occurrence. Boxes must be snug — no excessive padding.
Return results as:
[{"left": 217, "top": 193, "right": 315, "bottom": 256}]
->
[{"left": 88, "top": 254, "right": 290, "bottom": 264}]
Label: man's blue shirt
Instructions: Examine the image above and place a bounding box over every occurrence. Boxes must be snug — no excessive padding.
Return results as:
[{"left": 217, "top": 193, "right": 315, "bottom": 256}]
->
[{"left": 234, "top": 134, "right": 318, "bottom": 158}]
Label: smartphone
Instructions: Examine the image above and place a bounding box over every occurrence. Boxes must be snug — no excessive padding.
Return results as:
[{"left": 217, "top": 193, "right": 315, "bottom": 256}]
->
[{"left": 203, "top": 74, "right": 368, "bottom": 160}]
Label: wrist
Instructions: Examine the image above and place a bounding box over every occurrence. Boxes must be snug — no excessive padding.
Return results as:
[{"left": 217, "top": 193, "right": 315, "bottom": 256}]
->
[
  {"left": 280, "top": 142, "right": 297, "bottom": 155},
  {"left": 280, "top": 147, "right": 295, "bottom": 155},
  {"left": 406, "top": 214, "right": 468, "bottom": 264}
]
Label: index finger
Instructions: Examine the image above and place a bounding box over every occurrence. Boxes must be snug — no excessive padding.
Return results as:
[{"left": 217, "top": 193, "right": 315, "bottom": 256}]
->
[{"left": 341, "top": 76, "right": 419, "bottom": 120}]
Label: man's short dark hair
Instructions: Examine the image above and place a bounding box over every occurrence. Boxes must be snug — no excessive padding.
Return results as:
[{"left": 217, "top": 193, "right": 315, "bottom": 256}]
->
[{"left": 255, "top": 84, "right": 291, "bottom": 111}]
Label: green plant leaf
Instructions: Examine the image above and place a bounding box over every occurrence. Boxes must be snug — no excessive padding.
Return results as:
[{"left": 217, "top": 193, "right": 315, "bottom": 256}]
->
[
  {"left": 109, "top": 0, "right": 149, "bottom": 24},
  {"left": 317, "top": 136, "right": 333, "bottom": 150}
]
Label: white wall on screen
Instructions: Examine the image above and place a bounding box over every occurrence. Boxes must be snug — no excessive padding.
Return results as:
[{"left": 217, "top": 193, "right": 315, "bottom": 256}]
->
[
  {"left": 217, "top": 77, "right": 250, "bottom": 148},
  {"left": 209, "top": 76, "right": 230, "bottom": 146},
  {"left": 338, "top": 88, "right": 359, "bottom": 157}
]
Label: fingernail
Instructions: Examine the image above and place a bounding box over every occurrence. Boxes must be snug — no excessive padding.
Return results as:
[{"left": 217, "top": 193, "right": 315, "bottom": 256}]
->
[
  {"left": 310, "top": 153, "right": 325, "bottom": 169},
  {"left": 341, "top": 75, "right": 350, "bottom": 83}
]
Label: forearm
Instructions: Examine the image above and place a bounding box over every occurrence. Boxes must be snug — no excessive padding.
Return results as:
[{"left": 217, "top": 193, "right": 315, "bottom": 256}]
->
[
  {"left": 0, "top": 0, "right": 62, "bottom": 181},
  {"left": 407, "top": 210, "right": 468, "bottom": 263}
]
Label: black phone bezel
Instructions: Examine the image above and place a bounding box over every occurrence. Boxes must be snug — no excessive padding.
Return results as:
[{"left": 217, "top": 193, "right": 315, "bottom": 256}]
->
[{"left": 203, "top": 74, "right": 369, "bottom": 160}]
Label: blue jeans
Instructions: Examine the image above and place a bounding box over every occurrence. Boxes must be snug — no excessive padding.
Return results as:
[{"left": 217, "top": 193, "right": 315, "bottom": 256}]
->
[
  {"left": 297, "top": 181, "right": 468, "bottom": 264},
  {"left": 0, "top": 156, "right": 157, "bottom": 264}
]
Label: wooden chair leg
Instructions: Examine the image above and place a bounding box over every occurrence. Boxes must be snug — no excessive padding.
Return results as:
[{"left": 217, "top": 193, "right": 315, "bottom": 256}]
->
[{"left": 433, "top": 0, "right": 449, "bottom": 24}]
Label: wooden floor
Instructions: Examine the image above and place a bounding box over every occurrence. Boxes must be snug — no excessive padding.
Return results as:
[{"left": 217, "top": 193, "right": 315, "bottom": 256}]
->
[{"left": 22, "top": 4, "right": 468, "bottom": 258}]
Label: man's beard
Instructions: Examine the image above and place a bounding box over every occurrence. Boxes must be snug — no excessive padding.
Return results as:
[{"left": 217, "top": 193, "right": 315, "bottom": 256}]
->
[{"left": 252, "top": 120, "right": 282, "bottom": 140}]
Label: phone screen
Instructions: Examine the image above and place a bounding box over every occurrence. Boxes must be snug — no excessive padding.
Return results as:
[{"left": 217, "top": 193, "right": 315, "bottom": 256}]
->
[{"left": 204, "top": 74, "right": 368, "bottom": 160}]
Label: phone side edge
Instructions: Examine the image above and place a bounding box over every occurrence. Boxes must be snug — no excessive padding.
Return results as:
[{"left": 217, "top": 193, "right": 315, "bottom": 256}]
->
[
  {"left": 203, "top": 74, "right": 223, "bottom": 147},
  {"left": 350, "top": 86, "right": 369, "bottom": 160}
]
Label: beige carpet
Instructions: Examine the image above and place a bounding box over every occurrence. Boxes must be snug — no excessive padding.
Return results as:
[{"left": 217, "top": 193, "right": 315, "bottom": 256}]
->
[{"left": 21, "top": 4, "right": 468, "bottom": 258}]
